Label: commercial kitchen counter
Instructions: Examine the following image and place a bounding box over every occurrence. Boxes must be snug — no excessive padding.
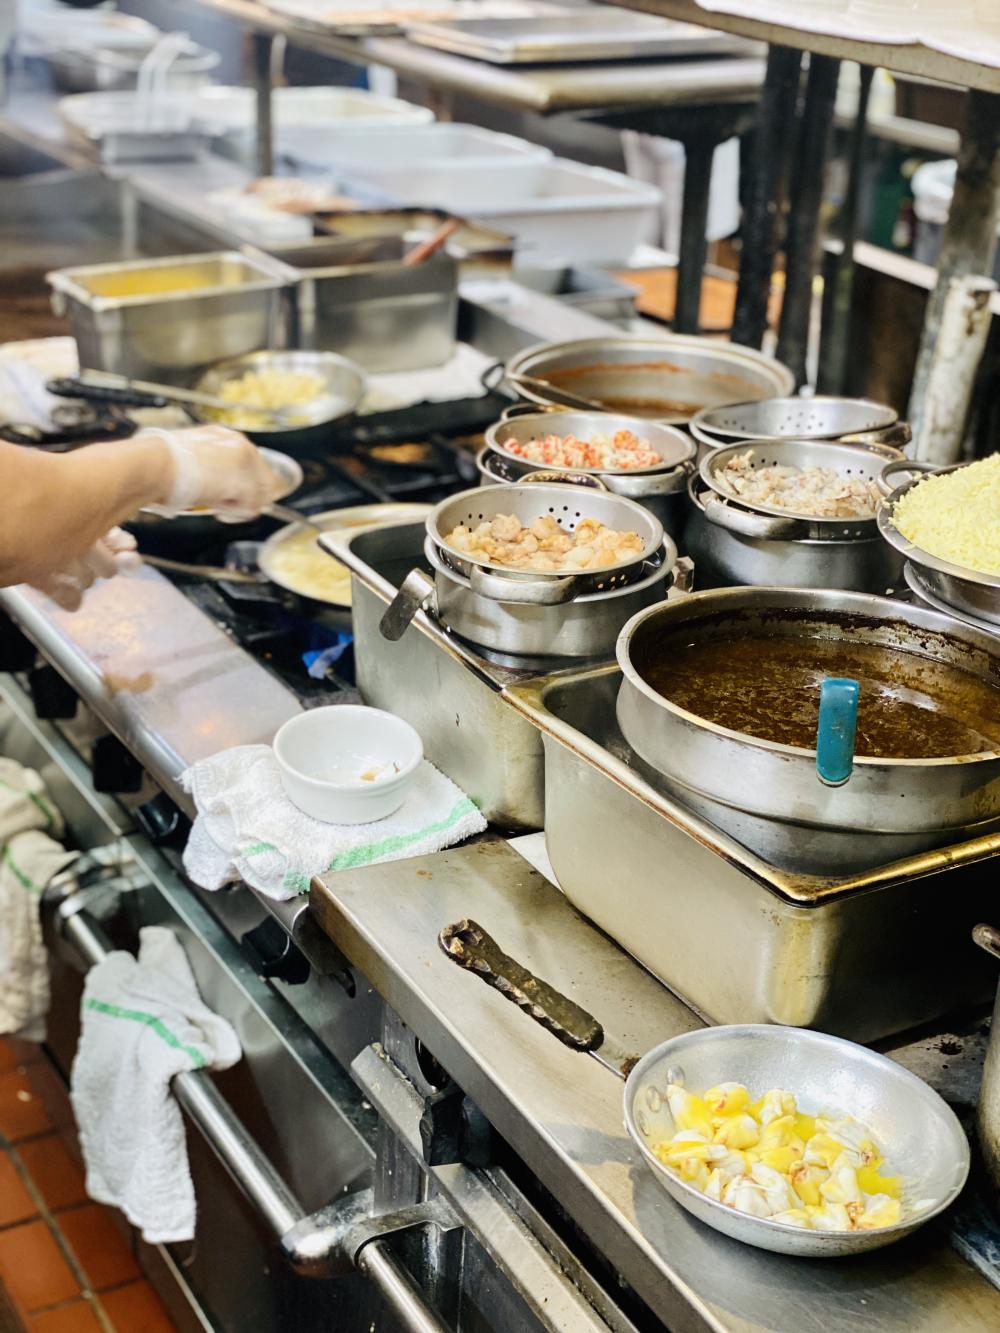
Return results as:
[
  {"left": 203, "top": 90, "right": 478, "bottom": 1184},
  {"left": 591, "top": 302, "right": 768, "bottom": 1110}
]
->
[{"left": 2, "top": 563, "right": 999, "bottom": 1332}]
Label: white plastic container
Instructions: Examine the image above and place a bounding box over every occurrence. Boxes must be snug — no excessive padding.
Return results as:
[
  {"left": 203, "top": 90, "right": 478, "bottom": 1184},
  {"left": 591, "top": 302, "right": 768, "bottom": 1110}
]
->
[
  {"left": 293, "top": 123, "right": 553, "bottom": 210},
  {"left": 273, "top": 706, "right": 423, "bottom": 825},
  {"left": 464, "top": 159, "right": 663, "bottom": 265},
  {"left": 192, "top": 86, "right": 434, "bottom": 168},
  {"left": 912, "top": 158, "right": 1000, "bottom": 280}
]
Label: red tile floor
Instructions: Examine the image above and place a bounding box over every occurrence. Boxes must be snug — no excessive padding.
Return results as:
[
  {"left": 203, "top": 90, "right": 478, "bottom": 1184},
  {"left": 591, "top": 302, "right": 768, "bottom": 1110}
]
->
[{"left": 0, "top": 1038, "right": 178, "bottom": 1332}]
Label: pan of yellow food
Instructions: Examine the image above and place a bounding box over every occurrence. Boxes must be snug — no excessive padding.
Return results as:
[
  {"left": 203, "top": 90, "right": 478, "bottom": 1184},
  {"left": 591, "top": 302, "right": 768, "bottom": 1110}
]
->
[
  {"left": 877, "top": 455, "right": 1000, "bottom": 628},
  {"left": 439, "top": 920, "right": 969, "bottom": 1256},
  {"left": 193, "top": 349, "right": 367, "bottom": 456},
  {"left": 258, "top": 502, "right": 431, "bottom": 610}
]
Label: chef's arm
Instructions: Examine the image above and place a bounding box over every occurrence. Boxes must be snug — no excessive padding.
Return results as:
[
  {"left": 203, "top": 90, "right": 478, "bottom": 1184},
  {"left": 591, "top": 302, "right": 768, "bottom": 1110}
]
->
[
  {"left": 0, "top": 434, "right": 172, "bottom": 585},
  {"left": 2, "top": 424, "right": 282, "bottom": 589}
]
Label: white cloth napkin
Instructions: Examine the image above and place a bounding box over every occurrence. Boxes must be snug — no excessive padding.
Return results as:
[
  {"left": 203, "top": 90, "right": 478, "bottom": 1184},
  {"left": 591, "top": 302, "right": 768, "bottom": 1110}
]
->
[
  {"left": 0, "top": 760, "right": 75, "bottom": 1040},
  {"left": 70, "top": 926, "right": 241, "bottom": 1245},
  {"left": 181, "top": 745, "right": 486, "bottom": 901}
]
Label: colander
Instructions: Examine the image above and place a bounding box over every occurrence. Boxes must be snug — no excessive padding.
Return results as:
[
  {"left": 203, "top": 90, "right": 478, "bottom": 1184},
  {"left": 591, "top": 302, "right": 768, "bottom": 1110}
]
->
[
  {"left": 698, "top": 438, "right": 904, "bottom": 542},
  {"left": 426, "top": 482, "right": 664, "bottom": 605},
  {"left": 689, "top": 395, "right": 900, "bottom": 448}
]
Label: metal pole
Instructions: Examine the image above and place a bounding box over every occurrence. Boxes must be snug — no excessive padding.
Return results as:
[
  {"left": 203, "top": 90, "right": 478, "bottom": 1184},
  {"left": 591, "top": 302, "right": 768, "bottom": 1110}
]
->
[
  {"left": 908, "top": 89, "right": 1000, "bottom": 452},
  {"left": 817, "top": 65, "right": 874, "bottom": 395},
  {"left": 253, "top": 32, "right": 275, "bottom": 179},
  {"left": 731, "top": 45, "right": 803, "bottom": 349},
  {"left": 674, "top": 137, "right": 715, "bottom": 334},
  {"left": 776, "top": 54, "right": 842, "bottom": 386},
  {"left": 911, "top": 275, "right": 996, "bottom": 463}
]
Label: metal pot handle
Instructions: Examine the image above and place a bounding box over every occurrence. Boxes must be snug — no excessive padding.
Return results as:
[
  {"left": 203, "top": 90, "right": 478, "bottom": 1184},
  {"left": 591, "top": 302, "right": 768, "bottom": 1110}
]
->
[
  {"left": 519, "top": 469, "right": 609, "bottom": 491},
  {"left": 973, "top": 923, "right": 1000, "bottom": 961},
  {"left": 701, "top": 493, "right": 805, "bottom": 540},
  {"left": 606, "top": 458, "right": 695, "bottom": 499},
  {"left": 467, "top": 564, "right": 584, "bottom": 605},
  {"left": 841, "top": 422, "right": 912, "bottom": 450},
  {"left": 440, "top": 919, "right": 605, "bottom": 1052},
  {"left": 379, "top": 568, "right": 437, "bottom": 642},
  {"left": 876, "top": 458, "right": 938, "bottom": 497}
]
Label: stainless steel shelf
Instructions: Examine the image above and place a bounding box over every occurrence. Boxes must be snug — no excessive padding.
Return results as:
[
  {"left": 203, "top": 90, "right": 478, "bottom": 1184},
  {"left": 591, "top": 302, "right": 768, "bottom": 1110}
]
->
[
  {"left": 606, "top": 0, "right": 1000, "bottom": 92},
  {"left": 183, "top": 0, "right": 765, "bottom": 113}
]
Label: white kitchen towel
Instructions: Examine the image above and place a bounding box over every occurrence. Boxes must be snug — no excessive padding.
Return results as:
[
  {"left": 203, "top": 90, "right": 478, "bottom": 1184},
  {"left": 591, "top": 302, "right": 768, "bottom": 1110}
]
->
[
  {"left": 181, "top": 745, "right": 486, "bottom": 900},
  {"left": 70, "top": 926, "right": 241, "bottom": 1245},
  {"left": 0, "top": 760, "right": 75, "bottom": 1040}
]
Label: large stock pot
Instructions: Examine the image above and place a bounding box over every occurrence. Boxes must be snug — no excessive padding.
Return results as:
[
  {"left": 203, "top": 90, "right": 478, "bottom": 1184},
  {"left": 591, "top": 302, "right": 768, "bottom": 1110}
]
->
[{"left": 615, "top": 588, "right": 1000, "bottom": 853}]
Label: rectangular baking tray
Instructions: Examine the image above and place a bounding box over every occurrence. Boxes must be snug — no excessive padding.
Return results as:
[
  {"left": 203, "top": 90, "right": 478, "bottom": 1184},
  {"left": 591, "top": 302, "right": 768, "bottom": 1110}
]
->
[{"left": 406, "top": 12, "right": 760, "bottom": 63}]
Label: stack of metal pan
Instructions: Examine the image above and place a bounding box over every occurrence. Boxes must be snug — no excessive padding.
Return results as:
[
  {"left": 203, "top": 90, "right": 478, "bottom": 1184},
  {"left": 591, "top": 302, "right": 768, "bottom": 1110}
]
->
[
  {"left": 688, "top": 394, "right": 908, "bottom": 451},
  {"left": 685, "top": 437, "right": 906, "bottom": 592},
  {"left": 476, "top": 409, "right": 696, "bottom": 538},
  {"left": 377, "top": 481, "right": 684, "bottom": 661}
]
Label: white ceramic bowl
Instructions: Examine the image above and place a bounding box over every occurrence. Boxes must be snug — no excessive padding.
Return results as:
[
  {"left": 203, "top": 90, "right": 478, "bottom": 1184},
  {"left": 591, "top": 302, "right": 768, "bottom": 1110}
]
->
[{"left": 273, "top": 706, "right": 422, "bottom": 824}]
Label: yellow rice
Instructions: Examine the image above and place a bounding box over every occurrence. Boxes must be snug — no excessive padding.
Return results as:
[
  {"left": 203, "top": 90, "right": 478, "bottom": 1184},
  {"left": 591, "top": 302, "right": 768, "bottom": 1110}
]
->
[{"left": 892, "top": 453, "right": 1000, "bottom": 575}]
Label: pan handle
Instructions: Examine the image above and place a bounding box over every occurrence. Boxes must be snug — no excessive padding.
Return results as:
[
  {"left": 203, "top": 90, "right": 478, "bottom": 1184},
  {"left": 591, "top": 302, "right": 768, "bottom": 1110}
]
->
[
  {"left": 439, "top": 920, "right": 605, "bottom": 1053},
  {"left": 519, "top": 469, "right": 609, "bottom": 491},
  {"left": 606, "top": 459, "right": 695, "bottom": 499},
  {"left": 379, "top": 568, "right": 437, "bottom": 642},
  {"left": 840, "top": 422, "right": 912, "bottom": 450},
  {"left": 973, "top": 923, "right": 1000, "bottom": 962},
  {"left": 467, "top": 564, "right": 584, "bottom": 605},
  {"left": 876, "top": 458, "right": 937, "bottom": 497},
  {"left": 700, "top": 493, "right": 805, "bottom": 540}
]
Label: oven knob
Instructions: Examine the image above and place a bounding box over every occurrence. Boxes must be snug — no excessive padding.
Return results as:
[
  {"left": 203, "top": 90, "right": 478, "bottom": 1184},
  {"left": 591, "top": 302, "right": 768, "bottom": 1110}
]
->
[
  {"left": 0, "top": 613, "right": 36, "bottom": 671},
  {"left": 136, "top": 794, "right": 190, "bottom": 849},
  {"left": 91, "top": 735, "right": 143, "bottom": 793},
  {"left": 241, "top": 917, "right": 310, "bottom": 986},
  {"left": 28, "top": 665, "right": 78, "bottom": 719}
]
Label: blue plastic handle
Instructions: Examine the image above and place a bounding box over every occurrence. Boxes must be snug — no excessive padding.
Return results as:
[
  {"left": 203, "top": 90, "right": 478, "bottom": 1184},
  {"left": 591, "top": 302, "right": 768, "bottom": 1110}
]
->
[{"left": 816, "top": 677, "right": 860, "bottom": 787}]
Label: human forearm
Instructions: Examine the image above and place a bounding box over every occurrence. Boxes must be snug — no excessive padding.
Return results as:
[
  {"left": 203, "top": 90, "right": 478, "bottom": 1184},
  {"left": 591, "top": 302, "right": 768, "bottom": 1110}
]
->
[{"left": 0, "top": 434, "right": 171, "bottom": 585}]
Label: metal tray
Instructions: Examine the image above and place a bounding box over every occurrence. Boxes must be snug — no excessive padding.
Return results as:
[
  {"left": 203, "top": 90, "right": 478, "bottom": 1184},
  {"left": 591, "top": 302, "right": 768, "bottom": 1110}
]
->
[
  {"left": 406, "top": 13, "right": 758, "bottom": 63},
  {"left": 323, "top": 520, "right": 549, "bottom": 829},
  {"left": 504, "top": 665, "right": 999, "bottom": 1041}
]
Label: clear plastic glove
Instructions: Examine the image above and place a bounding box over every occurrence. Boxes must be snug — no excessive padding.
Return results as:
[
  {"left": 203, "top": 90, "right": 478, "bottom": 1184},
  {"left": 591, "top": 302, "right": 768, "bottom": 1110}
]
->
[
  {"left": 31, "top": 526, "right": 142, "bottom": 612},
  {"left": 143, "top": 424, "right": 283, "bottom": 523}
]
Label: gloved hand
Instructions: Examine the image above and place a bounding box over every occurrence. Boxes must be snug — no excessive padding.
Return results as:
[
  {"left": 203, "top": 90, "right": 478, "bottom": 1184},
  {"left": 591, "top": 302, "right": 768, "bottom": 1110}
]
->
[
  {"left": 143, "top": 424, "right": 284, "bottom": 523},
  {"left": 31, "top": 526, "right": 142, "bottom": 612}
]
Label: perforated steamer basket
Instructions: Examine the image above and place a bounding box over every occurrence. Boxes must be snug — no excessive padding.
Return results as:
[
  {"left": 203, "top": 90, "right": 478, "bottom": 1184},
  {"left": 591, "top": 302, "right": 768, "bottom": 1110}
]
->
[
  {"left": 690, "top": 396, "right": 900, "bottom": 447},
  {"left": 698, "top": 438, "right": 904, "bottom": 543},
  {"left": 427, "top": 482, "right": 664, "bottom": 603}
]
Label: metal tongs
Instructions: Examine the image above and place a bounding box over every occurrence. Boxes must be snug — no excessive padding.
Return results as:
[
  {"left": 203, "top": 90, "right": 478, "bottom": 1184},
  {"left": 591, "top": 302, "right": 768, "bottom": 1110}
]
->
[{"left": 47, "top": 370, "right": 297, "bottom": 426}]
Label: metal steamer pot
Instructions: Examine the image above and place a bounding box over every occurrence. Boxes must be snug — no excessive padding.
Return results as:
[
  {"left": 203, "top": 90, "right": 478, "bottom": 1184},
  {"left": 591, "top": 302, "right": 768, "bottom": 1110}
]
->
[
  {"left": 685, "top": 438, "right": 906, "bottom": 593},
  {"left": 615, "top": 589, "right": 1000, "bottom": 865},
  {"left": 480, "top": 408, "right": 696, "bottom": 538},
  {"left": 378, "top": 481, "right": 681, "bottom": 660},
  {"left": 500, "top": 335, "right": 795, "bottom": 424}
]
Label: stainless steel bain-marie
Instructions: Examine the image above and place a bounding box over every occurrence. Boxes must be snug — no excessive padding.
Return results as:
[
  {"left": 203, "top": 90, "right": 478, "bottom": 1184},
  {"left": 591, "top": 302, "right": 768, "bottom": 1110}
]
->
[
  {"left": 322, "top": 520, "right": 547, "bottom": 828},
  {"left": 375, "top": 483, "right": 681, "bottom": 660},
  {"left": 684, "top": 475, "right": 902, "bottom": 592},
  {"left": 615, "top": 589, "right": 1000, "bottom": 856},
  {"left": 685, "top": 437, "right": 906, "bottom": 591},
  {"left": 502, "top": 335, "right": 795, "bottom": 423},
  {"left": 503, "top": 665, "right": 1000, "bottom": 1039},
  {"left": 481, "top": 408, "right": 695, "bottom": 535}
]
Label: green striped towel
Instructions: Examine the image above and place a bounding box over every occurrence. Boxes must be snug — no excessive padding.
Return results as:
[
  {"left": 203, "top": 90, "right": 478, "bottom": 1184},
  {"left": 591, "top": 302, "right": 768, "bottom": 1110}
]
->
[{"left": 182, "top": 744, "right": 486, "bottom": 901}]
